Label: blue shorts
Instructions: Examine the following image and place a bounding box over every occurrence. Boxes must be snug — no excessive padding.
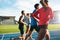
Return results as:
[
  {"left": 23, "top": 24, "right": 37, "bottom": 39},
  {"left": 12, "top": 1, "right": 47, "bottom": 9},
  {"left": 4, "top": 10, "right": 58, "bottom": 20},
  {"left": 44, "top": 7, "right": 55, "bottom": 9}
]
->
[{"left": 30, "top": 25, "right": 39, "bottom": 32}]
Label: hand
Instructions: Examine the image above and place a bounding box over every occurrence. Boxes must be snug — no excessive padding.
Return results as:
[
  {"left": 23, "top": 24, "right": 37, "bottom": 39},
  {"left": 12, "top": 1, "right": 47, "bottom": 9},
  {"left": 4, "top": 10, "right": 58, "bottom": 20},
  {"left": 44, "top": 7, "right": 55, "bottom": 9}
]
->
[
  {"left": 34, "top": 17, "right": 40, "bottom": 22},
  {"left": 24, "top": 23, "right": 27, "bottom": 25},
  {"left": 36, "top": 19, "right": 40, "bottom": 22}
]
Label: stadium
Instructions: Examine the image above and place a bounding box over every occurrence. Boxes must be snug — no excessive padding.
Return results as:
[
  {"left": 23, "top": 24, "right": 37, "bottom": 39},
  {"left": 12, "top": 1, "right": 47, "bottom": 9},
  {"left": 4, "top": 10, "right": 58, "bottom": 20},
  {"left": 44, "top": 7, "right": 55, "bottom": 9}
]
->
[
  {"left": 0, "top": 11, "right": 60, "bottom": 40},
  {"left": 0, "top": 0, "right": 60, "bottom": 40}
]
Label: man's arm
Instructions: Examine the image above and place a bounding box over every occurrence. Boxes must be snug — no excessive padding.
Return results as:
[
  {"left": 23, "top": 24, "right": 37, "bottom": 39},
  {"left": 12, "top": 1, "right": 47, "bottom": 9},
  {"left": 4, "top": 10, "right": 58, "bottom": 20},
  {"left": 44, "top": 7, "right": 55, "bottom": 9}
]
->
[
  {"left": 50, "top": 8, "right": 54, "bottom": 20},
  {"left": 33, "top": 17, "right": 40, "bottom": 22},
  {"left": 20, "top": 16, "right": 27, "bottom": 25},
  {"left": 32, "top": 10, "right": 40, "bottom": 22}
]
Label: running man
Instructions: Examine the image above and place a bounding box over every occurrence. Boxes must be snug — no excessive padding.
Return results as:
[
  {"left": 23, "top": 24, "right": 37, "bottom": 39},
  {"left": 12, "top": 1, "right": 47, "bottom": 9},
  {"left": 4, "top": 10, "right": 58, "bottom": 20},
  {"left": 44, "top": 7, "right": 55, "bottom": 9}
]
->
[
  {"left": 18, "top": 10, "right": 27, "bottom": 40},
  {"left": 25, "top": 3, "right": 40, "bottom": 40},
  {"left": 25, "top": 13, "right": 31, "bottom": 34},
  {"left": 32, "top": 0, "right": 54, "bottom": 40}
]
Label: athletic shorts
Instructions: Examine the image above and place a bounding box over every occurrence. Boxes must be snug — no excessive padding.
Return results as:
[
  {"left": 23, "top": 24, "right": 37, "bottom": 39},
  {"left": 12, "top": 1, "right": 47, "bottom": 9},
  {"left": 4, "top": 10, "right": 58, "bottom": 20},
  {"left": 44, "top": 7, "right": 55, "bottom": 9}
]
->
[
  {"left": 26, "top": 24, "right": 31, "bottom": 28},
  {"left": 30, "top": 25, "right": 39, "bottom": 32},
  {"left": 19, "top": 23, "right": 24, "bottom": 35},
  {"left": 37, "top": 25, "right": 48, "bottom": 32}
]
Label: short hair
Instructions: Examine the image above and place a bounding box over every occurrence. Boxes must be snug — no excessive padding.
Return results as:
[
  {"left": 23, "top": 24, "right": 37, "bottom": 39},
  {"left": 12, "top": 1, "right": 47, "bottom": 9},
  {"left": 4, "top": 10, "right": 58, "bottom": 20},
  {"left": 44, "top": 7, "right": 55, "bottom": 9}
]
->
[
  {"left": 27, "top": 13, "right": 29, "bottom": 16},
  {"left": 21, "top": 10, "right": 24, "bottom": 13},
  {"left": 44, "top": 0, "right": 48, "bottom": 4},
  {"left": 40, "top": 0, "right": 48, "bottom": 5},
  {"left": 21, "top": 10, "right": 25, "bottom": 15},
  {"left": 34, "top": 3, "right": 39, "bottom": 9}
]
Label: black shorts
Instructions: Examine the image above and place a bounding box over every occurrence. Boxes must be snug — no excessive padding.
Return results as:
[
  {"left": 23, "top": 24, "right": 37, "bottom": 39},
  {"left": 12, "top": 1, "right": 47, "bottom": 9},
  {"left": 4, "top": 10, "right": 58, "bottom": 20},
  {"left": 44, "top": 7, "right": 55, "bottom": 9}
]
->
[
  {"left": 30, "top": 25, "right": 39, "bottom": 32},
  {"left": 19, "top": 23, "right": 24, "bottom": 35},
  {"left": 37, "top": 25, "right": 48, "bottom": 32},
  {"left": 26, "top": 25, "right": 31, "bottom": 28}
]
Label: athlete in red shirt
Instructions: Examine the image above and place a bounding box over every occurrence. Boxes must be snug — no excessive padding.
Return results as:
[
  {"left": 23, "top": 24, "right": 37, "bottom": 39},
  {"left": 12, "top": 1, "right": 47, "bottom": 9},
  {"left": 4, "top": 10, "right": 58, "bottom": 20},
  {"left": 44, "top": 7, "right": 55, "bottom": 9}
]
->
[
  {"left": 32, "top": 0, "right": 53, "bottom": 40},
  {"left": 32, "top": 6, "right": 53, "bottom": 25}
]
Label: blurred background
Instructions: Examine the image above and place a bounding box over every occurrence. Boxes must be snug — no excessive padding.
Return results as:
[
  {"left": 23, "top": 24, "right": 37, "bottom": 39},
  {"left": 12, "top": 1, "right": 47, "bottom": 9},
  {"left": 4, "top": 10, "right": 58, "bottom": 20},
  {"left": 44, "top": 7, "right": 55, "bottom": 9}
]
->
[{"left": 0, "top": 0, "right": 60, "bottom": 40}]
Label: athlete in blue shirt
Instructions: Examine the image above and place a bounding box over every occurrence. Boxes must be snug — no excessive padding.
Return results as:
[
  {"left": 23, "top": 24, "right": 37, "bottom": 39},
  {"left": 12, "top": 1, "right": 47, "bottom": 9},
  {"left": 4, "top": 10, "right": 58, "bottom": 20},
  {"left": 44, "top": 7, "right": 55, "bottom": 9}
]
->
[
  {"left": 31, "top": 10, "right": 37, "bottom": 26},
  {"left": 25, "top": 3, "right": 40, "bottom": 40}
]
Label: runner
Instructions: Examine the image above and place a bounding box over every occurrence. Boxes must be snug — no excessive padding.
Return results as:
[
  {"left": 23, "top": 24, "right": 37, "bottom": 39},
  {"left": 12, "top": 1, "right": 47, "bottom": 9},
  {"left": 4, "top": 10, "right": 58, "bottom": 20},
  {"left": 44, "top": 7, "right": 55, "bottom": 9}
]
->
[
  {"left": 25, "top": 3, "right": 40, "bottom": 40},
  {"left": 18, "top": 10, "right": 27, "bottom": 40},
  {"left": 32, "top": 0, "right": 54, "bottom": 40},
  {"left": 25, "top": 13, "right": 31, "bottom": 34}
]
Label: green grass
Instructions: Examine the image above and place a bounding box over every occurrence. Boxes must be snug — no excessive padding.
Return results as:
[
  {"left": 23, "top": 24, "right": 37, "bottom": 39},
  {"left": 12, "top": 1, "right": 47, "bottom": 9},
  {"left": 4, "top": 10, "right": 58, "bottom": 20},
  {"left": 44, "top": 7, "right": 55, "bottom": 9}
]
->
[
  {"left": 48, "top": 24, "right": 60, "bottom": 30},
  {"left": 0, "top": 25, "right": 19, "bottom": 34},
  {"left": 0, "top": 24, "right": 60, "bottom": 34}
]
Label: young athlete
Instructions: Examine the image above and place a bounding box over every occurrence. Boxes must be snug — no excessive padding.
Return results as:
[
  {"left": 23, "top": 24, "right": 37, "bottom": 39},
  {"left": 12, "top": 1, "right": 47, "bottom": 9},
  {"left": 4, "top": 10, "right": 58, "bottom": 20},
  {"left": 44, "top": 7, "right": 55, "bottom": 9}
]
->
[
  {"left": 25, "top": 3, "right": 40, "bottom": 40},
  {"left": 32, "top": 0, "right": 54, "bottom": 40},
  {"left": 25, "top": 13, "right": 31, "bottom": 34},
  {"left": 18, "top": 10, "right": 27, "bottom": 40}
]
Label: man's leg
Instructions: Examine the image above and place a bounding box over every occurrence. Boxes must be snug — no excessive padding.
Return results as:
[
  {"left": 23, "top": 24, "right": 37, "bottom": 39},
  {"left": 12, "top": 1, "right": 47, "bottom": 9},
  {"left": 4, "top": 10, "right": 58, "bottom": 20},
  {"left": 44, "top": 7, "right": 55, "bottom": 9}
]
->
[
  {"left": 45, "top": 30, "right": 50, "bottom": 40},
  {"left": 19, "top": 25, "right": 25, "bottom": 40},
  {"left": 25, "top": 26, "right": 30, "bottom": 34},
  {"left": 25, "top": 31, "right": 33, "bottom": 40},
  {"left": 37, "top": 29, "right": 47, "bottom": 40},
  {"left": 25, "top": 26, "right": 34, "bottom": 40}
]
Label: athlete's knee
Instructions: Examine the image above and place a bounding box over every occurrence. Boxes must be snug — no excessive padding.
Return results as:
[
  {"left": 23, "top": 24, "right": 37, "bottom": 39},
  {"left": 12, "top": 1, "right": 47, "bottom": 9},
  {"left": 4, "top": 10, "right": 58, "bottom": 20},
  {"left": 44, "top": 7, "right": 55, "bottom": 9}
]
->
[
  {"left": 28, "top": 32, "right": 32, "bottom": 37},
  {"left": 46, "top": 30, "right": 50, "bottom": 40},
  {"left": 37, "top": 29, "right": 47, "bottom": 40},
  {"left": 46, "top": 34, "right": 50, "bottom": 40}
]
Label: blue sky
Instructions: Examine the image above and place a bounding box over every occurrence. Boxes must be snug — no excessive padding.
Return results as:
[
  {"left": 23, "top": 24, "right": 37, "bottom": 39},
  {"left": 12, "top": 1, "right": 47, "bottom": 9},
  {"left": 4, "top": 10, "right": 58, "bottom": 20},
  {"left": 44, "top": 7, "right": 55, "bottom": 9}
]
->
[{"left": 0, "top": 0, "right": 60, "bottom": 21}]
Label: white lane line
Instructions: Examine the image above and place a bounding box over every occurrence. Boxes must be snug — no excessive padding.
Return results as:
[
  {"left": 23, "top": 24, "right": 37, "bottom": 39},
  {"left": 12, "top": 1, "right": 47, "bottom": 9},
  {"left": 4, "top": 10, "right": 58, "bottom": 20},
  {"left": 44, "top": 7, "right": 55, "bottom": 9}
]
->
[{"left": 1, "top": 34, "right": 4, "bottom": 40}]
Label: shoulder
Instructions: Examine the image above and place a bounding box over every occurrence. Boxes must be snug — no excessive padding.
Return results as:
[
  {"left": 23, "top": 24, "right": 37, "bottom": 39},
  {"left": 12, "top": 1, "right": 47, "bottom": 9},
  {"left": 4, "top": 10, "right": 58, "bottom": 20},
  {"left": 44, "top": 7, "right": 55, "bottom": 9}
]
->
[
  {"left": 33, "top": 9, "right": 36, "bottom": 13},
  {"left": 38, "top": 7, "right": 43, "bottom": 11},
  {"left": 20, "top": 15, "right": 23, "bottom": 17},
  {"left": 47, "top": 7, "right": 52, "bottom": 10},
  {"left": 19, "top": 15, "right": 23, "bottom": 20},
  {"left": 20, "top": 15, "right": 24, "bottom": 19},
  {"left": 19, "top": 16, "right": 22, "bottom": 18}
]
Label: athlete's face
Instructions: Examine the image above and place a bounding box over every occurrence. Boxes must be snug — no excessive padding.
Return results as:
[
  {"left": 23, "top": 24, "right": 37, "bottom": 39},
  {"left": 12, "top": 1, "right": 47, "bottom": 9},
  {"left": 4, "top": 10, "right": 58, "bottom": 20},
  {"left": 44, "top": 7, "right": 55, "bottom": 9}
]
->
[
  {"left": 37, "top": 6, "right": 39, "bottom": 9},
  {"left": 27, "top": 14, "right": 30, "bottom": 17}
]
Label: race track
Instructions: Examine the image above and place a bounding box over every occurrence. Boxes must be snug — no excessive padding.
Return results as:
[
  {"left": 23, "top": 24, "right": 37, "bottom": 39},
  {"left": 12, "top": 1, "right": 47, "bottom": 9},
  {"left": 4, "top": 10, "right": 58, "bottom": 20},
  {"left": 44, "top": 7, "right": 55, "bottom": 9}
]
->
[{"left": 0, "top": 30, "right": 60, "bottom": 40}]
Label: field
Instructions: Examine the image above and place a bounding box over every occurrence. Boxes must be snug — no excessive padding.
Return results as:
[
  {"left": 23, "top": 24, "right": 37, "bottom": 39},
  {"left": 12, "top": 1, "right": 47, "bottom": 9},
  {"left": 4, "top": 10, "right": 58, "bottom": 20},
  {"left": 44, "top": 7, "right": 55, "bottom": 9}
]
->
[{"left": 0, "top": 24, "right": 60, "bottom": 34}]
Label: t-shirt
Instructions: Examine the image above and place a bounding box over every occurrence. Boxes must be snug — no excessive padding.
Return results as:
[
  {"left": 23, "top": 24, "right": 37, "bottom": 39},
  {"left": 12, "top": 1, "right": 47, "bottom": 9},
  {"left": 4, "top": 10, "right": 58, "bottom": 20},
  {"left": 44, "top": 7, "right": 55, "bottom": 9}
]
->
[
  {"left": 24, "top": 16, "right": 31, "bottom": 26},
  {"left": 31, "top": 9, "right": 37, "bottom": 26},
  {"left": 18, "top": 15, "right": 24, "bottom": 24},
  {"left": 32, "top": 7, "right": 53, "bottom": 25}
]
